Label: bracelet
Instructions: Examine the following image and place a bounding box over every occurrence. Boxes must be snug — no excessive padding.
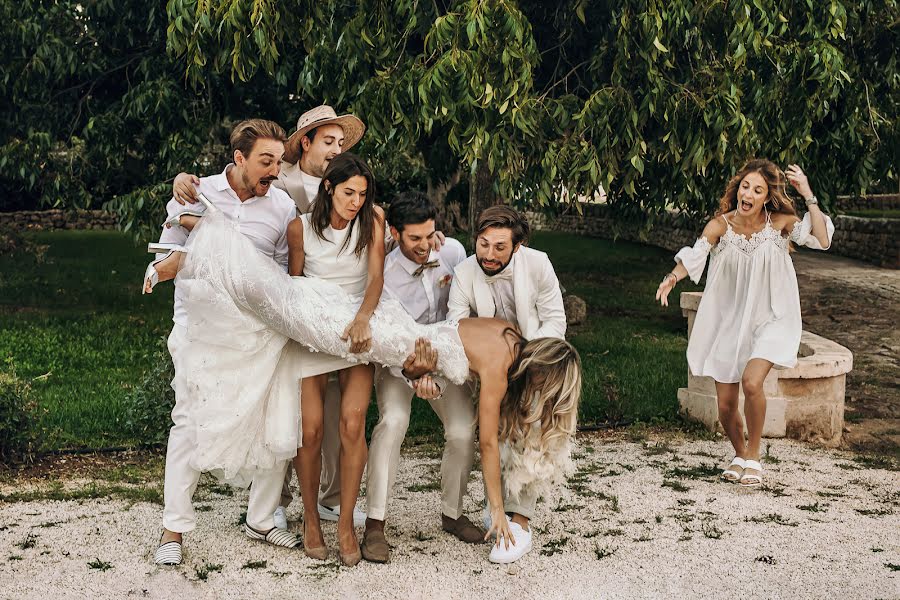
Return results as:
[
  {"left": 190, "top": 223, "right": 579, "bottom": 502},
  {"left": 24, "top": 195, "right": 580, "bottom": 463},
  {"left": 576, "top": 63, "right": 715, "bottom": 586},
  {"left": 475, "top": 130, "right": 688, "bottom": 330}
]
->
[
  {"left": 664, "top": 272, "right": 678, "bottom": 285},
  {"left": 805, "top": 195, "right": 819, "bottom": 206}
]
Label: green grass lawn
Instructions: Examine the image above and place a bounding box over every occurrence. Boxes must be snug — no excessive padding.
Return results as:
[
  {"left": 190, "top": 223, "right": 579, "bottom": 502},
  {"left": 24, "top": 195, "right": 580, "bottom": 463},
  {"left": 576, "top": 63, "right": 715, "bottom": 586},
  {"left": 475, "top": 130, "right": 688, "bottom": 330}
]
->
[{"left": 1, "top": 229, "right": 699, "bottom": 451}]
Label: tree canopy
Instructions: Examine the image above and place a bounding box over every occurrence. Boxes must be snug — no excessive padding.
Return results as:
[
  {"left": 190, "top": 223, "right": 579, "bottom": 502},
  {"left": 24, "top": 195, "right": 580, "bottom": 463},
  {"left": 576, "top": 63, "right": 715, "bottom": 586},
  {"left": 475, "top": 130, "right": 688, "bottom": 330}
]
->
[{"left": 2, "top": 1, "right": 897, "bottom": 235}]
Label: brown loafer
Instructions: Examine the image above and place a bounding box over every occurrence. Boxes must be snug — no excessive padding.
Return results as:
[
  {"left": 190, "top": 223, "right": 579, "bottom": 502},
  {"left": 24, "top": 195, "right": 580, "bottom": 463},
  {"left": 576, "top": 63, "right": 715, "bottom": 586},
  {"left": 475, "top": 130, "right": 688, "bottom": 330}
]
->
[
  {"left": 361, "top": 526, "right": 390, "bottom": 563},
  {"left": 442, "top": 514, "right": 485, "bottom": 544}
]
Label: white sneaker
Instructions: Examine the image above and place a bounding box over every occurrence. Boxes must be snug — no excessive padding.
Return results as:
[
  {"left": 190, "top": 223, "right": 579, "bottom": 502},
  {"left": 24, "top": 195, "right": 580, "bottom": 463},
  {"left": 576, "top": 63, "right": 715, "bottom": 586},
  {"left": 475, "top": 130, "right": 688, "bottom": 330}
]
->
[
  {"left": 488, "top": 520, "right": 533, "bottom": 564},
  {"left": 273, "top": 506, "right": 288, "bottom": 530},
  {"left": 317, "top": 502, "right": 367, "bottom": 527}
]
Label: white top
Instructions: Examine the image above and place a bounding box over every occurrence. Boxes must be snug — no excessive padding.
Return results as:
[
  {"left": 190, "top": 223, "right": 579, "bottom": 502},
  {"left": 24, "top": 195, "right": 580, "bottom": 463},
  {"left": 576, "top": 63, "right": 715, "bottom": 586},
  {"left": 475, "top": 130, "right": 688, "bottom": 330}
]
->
[
  {"left": 484, "top": 256, "right": 518, "bottom": 324},
  {"left": 299, "top": 213, "right": 368, "bottom": 296},
  {"left": 157, "top": 165, "right": 296, "bottom": 326},
  {"left": 676, "top": 211, "right": 835, "bottom": 383},
  {"left": 448, "top": 246, "right": 566, "bottom": 340},
  {"left": 383, "top": 238, "right": 467, "bottom": 325}
]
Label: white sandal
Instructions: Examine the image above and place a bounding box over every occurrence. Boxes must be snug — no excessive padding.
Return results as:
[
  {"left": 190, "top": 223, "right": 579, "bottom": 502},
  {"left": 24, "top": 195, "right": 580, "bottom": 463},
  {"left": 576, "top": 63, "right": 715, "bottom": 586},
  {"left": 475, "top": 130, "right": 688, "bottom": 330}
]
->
[
  {"left": 142, "top": 248, "right": 183, "bottom": 295},
  {"left": 154, "top": 540, "right": 182, "bottom": 566},
  {"left": 739, "top": 460, "right": 764, "bottom": 487},
  {"left": 721, "top": 457, "right": 746, "bottom": 482}
]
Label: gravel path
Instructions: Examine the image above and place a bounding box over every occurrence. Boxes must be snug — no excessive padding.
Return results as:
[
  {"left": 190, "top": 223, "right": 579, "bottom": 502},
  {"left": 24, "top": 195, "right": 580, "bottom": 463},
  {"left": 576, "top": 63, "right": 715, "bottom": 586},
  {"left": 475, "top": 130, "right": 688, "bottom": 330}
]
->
[{"left": 1, "top": 432, "right": 897, "bottom": 600}]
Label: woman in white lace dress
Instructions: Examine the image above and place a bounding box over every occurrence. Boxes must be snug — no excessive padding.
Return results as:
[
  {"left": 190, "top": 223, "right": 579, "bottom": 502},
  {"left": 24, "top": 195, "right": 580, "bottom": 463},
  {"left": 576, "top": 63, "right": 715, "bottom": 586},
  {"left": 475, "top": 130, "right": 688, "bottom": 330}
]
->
[
  {"left": 655, "top": 160, "right": 833, "bottom": 487},
  {"left": 145, "top": 205, "right": 582, "bottom": 565}
]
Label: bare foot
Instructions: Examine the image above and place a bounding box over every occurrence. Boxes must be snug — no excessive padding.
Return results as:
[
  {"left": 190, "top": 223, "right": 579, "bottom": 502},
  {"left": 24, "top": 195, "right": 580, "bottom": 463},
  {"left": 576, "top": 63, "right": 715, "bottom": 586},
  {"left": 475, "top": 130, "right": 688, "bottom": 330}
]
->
[
  {"left": 160, "top": 529, "right": 182, "bottom": 545},
  {"left": 304, "top": 516, "right": 325, "bottom": 551}
]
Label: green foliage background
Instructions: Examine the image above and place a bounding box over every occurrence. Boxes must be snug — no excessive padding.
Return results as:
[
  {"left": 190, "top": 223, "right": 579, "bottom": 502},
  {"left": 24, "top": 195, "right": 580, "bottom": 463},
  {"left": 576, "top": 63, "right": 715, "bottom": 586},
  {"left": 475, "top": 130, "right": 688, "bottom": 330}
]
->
[{"left": 1, "top": 1, "right": 897, "bottom": 232}]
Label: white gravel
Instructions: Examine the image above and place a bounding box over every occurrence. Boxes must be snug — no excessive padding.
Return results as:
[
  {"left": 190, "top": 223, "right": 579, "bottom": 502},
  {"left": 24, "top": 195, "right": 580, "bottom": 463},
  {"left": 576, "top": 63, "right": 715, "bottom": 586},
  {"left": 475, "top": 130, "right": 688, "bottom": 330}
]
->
[{"left": 1, "top": 432, "right": 898, "bottom": 599}]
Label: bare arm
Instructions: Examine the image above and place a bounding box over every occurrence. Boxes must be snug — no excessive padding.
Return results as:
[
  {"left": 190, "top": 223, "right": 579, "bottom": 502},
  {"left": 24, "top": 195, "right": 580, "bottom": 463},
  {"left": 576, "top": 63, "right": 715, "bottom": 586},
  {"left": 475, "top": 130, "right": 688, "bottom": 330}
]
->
[
  {"left": 287, "top": 218, "right": 305, "bottom": 276},
  {"left": 785, "top": 164, "right": 830, "bottom": 248},
  {"left": 341, "top": 206, "right": 387, "bottom": 353},
  {"left": 655, "top": 216, "right": 726, "bottom": 307},
  {"left": 477, "top": 374, "right": 517, "bottom": 548}
]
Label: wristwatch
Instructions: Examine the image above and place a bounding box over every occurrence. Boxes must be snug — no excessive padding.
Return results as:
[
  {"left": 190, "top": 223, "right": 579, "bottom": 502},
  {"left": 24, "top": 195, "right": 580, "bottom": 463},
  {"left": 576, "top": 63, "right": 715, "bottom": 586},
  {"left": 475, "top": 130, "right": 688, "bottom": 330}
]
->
[{"left": 805, "top": 195, "right": 819, "bottom": 206}]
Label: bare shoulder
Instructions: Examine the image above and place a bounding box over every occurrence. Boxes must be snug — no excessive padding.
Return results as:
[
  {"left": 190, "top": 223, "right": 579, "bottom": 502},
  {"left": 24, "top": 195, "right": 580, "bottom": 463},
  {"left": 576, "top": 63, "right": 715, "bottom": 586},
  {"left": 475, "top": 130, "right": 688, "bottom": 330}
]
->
[{"left": 458, "top": 318, "right": 517, "bottom": 371}]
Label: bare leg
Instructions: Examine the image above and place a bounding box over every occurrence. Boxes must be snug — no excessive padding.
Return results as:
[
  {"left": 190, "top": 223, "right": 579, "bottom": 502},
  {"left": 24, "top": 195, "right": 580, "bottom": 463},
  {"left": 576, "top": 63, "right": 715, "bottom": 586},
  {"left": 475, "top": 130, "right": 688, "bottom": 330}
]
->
[
  {"left": 298, "top": 374, "right": 328, "bottom": 552},
  {"left": 144, "top": 251, "right": 183, "bottom": 293},
  {"left": 715, "top": 381, "right": 745, "bottom": 459},
  {"left": 335, "top": 364, "right": 373, "bottom": 560},
  {"left": 740, "top": 358, "right": 774, "bottom": 463},
  {"left": 510, "top": 513, "right": 529, "bottom": 532}
]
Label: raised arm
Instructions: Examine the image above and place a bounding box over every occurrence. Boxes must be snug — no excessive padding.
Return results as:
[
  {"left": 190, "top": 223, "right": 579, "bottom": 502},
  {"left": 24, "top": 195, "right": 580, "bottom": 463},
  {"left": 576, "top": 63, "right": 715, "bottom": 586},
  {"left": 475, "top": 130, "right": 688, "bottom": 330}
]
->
[
  {"left": 172, "top": 172, "right": 201, "bottom": 205},
  {"left": 341, "top": 206, "right": 387, "bottom": 353},
  {"left": 785, "top": 164, "right": 832, "bottom": 249}
]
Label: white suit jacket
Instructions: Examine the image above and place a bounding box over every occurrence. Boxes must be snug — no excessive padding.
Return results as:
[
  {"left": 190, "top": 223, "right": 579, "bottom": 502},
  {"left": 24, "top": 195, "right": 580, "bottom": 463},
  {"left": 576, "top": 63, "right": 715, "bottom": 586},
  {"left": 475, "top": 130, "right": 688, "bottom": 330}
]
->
[{"left": 447, "top": 246, "right": 566, "bottom": 340}]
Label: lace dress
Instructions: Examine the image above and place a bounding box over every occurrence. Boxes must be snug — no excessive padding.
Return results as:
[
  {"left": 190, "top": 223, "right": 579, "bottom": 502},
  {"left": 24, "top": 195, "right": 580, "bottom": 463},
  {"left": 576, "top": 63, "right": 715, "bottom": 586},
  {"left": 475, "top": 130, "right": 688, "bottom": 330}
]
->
[
  {"left": 675, "top": 212, "right": 834, "bottom": 383},
  {"left": 174, "top": 210, "right": 469, "bottom": 483}
]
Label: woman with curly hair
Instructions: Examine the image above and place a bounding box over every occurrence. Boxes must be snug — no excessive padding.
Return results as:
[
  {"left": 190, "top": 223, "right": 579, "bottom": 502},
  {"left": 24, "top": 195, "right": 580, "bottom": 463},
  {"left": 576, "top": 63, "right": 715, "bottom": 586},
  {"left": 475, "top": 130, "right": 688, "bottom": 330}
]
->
[{"left": 655, "top": 160, "right": 833, "bottom": 487}]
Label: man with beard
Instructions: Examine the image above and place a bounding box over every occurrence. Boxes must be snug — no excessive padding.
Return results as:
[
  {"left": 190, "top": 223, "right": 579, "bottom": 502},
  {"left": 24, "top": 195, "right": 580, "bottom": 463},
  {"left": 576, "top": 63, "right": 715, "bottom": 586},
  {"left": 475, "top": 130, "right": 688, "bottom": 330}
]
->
[
  {"left": 152, "top": 119, "right": 301, "bottom": 565},
  {"left": 446, "top": 204, "right": 566, "bottom": 563},
  {"left": 170, "top": 106, "right": 369, "bottom": 531}
]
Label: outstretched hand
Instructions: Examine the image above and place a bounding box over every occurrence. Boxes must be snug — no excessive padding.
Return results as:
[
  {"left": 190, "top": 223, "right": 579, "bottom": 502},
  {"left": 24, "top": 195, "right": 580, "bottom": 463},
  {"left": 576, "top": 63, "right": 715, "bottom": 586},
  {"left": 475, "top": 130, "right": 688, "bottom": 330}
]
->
[{"left": 655, "top": 275, "right": 676, "bottom": 307}]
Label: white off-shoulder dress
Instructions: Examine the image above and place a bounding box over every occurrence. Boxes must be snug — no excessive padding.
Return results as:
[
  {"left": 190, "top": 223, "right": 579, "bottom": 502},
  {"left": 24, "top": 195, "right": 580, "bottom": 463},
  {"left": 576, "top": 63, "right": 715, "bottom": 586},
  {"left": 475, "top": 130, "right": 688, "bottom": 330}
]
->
[{"left": 675, "top": 211, "right": 834, "bottom": 383}]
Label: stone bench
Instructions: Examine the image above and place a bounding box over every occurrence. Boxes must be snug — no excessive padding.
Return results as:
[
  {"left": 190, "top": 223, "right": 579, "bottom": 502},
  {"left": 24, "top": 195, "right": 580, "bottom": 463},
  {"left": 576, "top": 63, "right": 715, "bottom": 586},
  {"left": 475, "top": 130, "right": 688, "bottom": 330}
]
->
[{"left": 676, "top": 291, "right": 853, "bottom": 446}]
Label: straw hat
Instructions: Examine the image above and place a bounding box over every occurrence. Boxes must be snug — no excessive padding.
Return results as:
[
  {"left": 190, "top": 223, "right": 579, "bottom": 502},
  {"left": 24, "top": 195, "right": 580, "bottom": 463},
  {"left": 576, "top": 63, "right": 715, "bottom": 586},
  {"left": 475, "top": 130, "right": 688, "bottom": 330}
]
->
[{"left": 286, "top": 105, "right": 366, "bottom": 156}]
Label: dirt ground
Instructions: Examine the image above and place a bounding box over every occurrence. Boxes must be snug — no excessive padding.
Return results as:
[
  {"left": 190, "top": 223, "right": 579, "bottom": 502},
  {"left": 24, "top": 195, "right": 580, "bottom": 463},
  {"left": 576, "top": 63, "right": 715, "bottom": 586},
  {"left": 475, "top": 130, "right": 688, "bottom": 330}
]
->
[
  {"left": 0, "top": 432, "right": 898, "bottom": 600},
  {"left": 793, "top": 250, "right": 900, "bottom": 456}
]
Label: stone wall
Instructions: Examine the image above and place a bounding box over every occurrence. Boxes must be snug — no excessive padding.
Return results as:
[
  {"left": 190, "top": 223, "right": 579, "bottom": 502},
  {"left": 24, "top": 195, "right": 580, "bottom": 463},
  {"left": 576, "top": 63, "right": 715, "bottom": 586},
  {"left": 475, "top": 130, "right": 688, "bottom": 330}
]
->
[
  {"left": 835, "top": 193, "right": 900, "bottom": 212},
  {"left": 528, "top": 203, "right": 899, "bottom": 269},
  {"left": 0, "top": 209, "right": 118, "bottom": 231}
]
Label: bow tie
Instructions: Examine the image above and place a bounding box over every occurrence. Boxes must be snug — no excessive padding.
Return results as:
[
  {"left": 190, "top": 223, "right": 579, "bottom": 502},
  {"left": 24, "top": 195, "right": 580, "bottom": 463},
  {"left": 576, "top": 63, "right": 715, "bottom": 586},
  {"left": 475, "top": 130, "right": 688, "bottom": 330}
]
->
[
  {"left": 412, "top": 260, "right": 440, "bottom": 277},
  {"left": 484, "top": 269, "right": 513, "bottom": 284}
]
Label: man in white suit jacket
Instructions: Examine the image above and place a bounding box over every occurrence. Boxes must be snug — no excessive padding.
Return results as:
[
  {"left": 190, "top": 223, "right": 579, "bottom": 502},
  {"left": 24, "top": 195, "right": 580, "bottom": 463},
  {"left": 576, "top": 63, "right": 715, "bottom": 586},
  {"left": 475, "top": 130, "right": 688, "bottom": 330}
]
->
[{"left": 447, "top": 206, "right": 566, "bottom": 341}]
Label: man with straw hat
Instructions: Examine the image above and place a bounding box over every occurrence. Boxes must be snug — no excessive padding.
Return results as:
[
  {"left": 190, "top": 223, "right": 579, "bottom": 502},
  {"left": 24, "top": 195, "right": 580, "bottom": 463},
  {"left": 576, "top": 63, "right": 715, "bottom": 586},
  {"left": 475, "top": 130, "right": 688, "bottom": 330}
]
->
[{"left": 169, "top": 105, "right": 369, "bottom": 531}]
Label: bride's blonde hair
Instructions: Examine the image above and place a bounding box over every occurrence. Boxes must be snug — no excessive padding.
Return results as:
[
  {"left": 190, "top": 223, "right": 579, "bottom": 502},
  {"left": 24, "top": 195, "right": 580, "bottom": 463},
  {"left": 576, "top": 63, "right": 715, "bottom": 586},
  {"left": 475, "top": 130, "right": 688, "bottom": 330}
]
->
[{"left": 499, "top": 335, "right": 582, "bottom": 450}]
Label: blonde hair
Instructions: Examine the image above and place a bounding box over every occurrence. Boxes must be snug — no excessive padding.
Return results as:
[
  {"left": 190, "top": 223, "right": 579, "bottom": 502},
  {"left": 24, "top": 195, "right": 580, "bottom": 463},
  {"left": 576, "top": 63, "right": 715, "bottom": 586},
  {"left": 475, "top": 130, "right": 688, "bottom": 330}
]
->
[
  {"left": 717, "top": 158, "right": 797, "bottom": 217},
  {"left": 499, "top": 335, "right": 582, "bottom": 452}
]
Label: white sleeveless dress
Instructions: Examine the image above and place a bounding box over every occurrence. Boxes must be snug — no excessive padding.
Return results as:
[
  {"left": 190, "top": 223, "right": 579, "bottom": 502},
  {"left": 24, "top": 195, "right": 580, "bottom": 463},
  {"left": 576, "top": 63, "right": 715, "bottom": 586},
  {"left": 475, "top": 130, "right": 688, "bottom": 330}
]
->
[
  {"left": 174, "top": 211, "right": 469, "bottom": 483},
  {"left": 296, "top": 213, "right": 370, "bottom": 377},
  {"left": 675, "top": 211, "right": 834, "bottom": 383}
]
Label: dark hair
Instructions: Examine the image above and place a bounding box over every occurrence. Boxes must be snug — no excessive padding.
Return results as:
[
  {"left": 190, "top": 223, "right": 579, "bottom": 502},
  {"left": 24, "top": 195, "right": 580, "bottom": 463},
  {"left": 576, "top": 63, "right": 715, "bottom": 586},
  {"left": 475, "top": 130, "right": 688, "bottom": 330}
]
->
[
  {"left": 309, "top": 153, "right": 377, "bottom": 257},
  {"left": 230, "top": 119, "right": 287, "bottom": 157},
  {"left": 303, "top": 126, "right": 319, "bottom": 143},
  {"left": 476, "top": 205, "right": 530, "bottom": 245},
  {"left": 387, "top": 191, "right": 437, "bottom": 233},
  {"left": 718, "top": 159, "right": 797, "bottom": 217}
]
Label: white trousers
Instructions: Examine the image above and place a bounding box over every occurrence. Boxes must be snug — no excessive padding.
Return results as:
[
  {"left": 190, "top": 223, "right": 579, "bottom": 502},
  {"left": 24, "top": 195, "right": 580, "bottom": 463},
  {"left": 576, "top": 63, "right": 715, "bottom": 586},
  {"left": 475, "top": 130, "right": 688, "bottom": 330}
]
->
[
  {"left": 162, "top": 324, "right": 288, "bottom": 533},
  {"left": 366, "top": 369, "right": 476, "bottom": 521}
]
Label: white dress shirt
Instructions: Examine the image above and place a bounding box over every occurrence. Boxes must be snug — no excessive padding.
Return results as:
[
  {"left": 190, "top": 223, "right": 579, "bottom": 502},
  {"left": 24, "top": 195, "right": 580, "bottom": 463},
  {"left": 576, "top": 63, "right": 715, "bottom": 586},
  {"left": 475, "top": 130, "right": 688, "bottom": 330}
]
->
[
  {"left": 484, "top": 254, "right": 518, "bottom": 324},
  {"left": 157, "top": 164, "right": 296, "bottom": 326},
  {"left": 383, "top": 238, "right": 467, "bottom": 325}
]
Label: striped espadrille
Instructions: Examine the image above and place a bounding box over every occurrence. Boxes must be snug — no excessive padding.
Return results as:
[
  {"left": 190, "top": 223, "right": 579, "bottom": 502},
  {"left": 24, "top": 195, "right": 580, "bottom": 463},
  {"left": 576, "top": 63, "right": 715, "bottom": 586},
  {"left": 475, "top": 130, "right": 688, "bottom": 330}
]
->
[
  {"left": 154, "top": 540, "right": 183, "bottom": 566},
  {"left": 244, "top": 523, "right": 301, "bottom": 548}
]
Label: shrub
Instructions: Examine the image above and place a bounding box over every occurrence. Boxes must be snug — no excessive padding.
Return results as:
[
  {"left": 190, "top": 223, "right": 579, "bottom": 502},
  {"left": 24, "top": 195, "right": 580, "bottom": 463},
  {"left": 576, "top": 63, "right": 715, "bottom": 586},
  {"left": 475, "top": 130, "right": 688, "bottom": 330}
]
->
[
  {"left": 124, "top": 337, "right": 175, "bottom": 445},
  {"left": 0, "top": 368, "right": 38, "bottom": 464}
]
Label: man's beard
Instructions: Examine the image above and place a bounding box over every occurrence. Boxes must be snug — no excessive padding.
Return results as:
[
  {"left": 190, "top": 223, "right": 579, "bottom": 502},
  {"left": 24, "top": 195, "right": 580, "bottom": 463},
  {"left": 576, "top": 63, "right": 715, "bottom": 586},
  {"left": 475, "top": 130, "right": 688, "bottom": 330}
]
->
[{"left": 477, "top": 255, "right": 511, "bottom": 277}]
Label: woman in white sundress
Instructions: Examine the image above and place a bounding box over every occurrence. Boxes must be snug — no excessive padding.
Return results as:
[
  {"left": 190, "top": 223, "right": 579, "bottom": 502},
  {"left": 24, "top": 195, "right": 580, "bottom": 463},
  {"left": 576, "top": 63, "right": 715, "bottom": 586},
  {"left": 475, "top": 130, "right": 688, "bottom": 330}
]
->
[{"left": 655, "top": 159, "right": 833, "bottom": 487}]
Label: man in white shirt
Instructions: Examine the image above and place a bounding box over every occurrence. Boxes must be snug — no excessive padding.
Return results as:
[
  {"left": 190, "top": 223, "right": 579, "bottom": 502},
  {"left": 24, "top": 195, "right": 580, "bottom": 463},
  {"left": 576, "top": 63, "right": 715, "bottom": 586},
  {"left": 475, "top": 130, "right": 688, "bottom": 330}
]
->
[
  {"left": 170, "top": 106, "right": 369, "bottom": 529},
  {"left": 448, "top": 205, "right": 566, "bottom": 340},
  {"left": 360, "top": 192, "right": 482, "bottom": 563},
  {"left": 446, "top": 205, "right": 566, "bottom": 563},
  {"left": 152, "top": 119, "right": 301, "bottom": 566}
]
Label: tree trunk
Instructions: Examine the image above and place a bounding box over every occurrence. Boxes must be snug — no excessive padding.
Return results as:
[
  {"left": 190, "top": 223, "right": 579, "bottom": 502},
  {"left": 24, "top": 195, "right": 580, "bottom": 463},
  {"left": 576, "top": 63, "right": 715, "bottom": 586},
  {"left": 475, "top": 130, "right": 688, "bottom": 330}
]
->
[{"left": 467, "top": 162, "right": 502, "bottom": 237}]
